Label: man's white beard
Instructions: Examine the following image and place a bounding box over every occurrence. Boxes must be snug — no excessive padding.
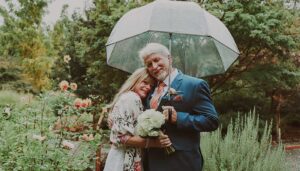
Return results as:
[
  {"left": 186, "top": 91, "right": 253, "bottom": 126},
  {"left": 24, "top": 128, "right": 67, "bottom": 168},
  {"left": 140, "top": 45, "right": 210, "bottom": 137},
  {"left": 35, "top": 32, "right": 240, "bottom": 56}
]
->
[{"left": 156, "top": 71, "right": 168, "bottom": 81}]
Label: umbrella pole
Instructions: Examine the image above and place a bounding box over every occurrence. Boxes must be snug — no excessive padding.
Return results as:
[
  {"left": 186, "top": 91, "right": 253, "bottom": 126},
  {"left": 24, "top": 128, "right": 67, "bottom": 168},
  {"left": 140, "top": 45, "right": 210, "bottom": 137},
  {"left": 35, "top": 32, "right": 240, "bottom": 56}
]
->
[{"left": 168, "top": 33, "right": 173, "bottom": 101}]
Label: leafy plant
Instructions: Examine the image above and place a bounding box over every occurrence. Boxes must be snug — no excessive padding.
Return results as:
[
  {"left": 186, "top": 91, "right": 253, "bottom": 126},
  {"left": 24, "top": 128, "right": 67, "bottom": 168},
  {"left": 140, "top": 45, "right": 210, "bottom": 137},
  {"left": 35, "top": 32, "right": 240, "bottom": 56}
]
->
[
  {"left": 201, "top": 110, "right": 288, "bottom": 171},
  {"left": 0, "top": 89, "right": 109, "bottom": 170}
]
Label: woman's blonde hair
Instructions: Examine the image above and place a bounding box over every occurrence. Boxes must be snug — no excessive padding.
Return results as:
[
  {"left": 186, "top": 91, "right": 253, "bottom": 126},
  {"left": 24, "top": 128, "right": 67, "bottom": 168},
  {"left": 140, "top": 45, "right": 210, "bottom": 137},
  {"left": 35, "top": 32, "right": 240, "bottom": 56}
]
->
[{"left": 107, "top": 67, "right": 155, "bottom": 110}]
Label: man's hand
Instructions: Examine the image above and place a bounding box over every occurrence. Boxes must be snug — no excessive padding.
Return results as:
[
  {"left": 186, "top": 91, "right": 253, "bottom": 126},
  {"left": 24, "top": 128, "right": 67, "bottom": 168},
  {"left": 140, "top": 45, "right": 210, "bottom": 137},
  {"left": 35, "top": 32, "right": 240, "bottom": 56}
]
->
[{"left": 162, "top": 106, "right": 177, "bottom": 124}]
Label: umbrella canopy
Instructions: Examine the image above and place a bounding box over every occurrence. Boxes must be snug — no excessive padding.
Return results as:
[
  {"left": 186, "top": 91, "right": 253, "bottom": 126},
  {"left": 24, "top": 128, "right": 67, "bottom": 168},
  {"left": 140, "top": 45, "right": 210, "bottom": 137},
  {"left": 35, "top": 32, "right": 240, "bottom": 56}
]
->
[{"left": 106, "top": 0, "right": 239, "bottom": 77}]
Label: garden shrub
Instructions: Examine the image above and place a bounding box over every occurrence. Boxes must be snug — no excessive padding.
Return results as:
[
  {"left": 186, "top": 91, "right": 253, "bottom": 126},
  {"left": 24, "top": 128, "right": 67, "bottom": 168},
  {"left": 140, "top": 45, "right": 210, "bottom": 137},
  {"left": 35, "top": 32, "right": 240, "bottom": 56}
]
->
[
  {"left": 201, "top": 110, "right": 288, "bottom": 171},
  {"left": 0, "top": 90, "right": 109, "bottom": 171}
]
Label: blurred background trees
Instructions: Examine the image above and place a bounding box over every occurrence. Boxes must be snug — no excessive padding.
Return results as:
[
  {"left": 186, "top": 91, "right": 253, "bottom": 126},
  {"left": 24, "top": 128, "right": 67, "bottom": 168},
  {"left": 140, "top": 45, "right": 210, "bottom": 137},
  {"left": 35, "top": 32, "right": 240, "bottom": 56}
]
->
[
  {"left": 0, "top": 0, "right": 55, "bottom": 92},
  {"left": 0, "top": 0, "right": 299, "bottom": 140}
]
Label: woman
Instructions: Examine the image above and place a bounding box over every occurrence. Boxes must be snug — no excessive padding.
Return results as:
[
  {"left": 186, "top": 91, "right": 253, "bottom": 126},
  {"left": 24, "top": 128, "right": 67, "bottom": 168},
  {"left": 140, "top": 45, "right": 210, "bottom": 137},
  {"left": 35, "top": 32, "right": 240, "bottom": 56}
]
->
[{"left": 104, "top": 68, "right": 171, "bottom": 171}]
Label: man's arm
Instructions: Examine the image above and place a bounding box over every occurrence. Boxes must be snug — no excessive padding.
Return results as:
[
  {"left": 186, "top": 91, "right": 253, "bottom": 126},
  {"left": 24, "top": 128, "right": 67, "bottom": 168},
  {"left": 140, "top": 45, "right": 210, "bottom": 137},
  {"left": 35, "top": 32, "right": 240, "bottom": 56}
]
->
[{"left": 175, "top": 80, "right": 219, "bottom": 132}]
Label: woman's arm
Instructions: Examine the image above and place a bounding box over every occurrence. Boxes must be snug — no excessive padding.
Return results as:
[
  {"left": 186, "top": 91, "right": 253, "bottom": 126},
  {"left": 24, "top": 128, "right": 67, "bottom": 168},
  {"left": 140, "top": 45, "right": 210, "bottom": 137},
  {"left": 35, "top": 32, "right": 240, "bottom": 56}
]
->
[
  {"left": 110, "top": 92, "right": 172, "bottom": 148},
  {"left": 125, "top": 134, "right": 172, "bottom": 148}
]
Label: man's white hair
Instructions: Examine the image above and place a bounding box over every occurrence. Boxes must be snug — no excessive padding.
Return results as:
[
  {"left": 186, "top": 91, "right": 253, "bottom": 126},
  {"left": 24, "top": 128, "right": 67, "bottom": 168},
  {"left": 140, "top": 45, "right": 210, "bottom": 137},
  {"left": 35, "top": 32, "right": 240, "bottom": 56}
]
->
[{"left": 139, "top": 43, "right": 170, "bottom": 62}]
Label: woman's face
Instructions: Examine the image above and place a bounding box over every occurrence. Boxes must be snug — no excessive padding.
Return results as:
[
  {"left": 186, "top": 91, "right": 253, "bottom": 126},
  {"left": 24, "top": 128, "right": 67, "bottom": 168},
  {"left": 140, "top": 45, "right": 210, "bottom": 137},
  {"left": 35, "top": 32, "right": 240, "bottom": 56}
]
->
[{"left": 133, "top": 80, "right": 152, "bottom": 99}]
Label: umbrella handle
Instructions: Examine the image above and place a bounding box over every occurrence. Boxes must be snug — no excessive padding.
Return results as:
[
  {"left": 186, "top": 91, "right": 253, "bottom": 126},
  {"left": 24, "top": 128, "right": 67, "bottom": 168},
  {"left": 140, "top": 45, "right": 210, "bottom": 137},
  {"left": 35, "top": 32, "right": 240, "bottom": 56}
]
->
[
  {"left": 167, "top": 33, "right": 173, "bottom": 100},
  {"left": 168, "top": 108, "right": 172, "bottom": 123}
]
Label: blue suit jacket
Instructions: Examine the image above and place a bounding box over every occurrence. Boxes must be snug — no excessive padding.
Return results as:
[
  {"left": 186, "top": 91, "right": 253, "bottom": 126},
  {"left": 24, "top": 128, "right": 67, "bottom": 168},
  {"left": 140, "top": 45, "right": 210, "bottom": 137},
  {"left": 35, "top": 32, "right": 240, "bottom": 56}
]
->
[{"left": 144, "top": 71, "right": 219, "bottom": 171}]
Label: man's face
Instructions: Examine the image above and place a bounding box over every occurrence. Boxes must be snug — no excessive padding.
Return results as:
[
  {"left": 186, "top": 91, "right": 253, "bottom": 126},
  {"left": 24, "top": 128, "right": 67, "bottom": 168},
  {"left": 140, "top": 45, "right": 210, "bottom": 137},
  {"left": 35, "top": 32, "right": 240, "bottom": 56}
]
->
[{"left": 144, "top": 53, "right": 170, "bottom": 81}]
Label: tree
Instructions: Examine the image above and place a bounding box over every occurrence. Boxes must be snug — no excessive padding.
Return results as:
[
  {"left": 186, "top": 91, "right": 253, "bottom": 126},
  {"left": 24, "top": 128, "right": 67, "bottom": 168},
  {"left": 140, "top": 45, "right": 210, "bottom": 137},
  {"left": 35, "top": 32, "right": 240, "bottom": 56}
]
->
[
  {"left": 201, "top": 0, "right": 300, "bottom": 140},
  {"left": 50, "top": 0, "right": 142, "bottom": 101},
  {"left": 0, "top": 0, "right": 54, "bottom": 92}
]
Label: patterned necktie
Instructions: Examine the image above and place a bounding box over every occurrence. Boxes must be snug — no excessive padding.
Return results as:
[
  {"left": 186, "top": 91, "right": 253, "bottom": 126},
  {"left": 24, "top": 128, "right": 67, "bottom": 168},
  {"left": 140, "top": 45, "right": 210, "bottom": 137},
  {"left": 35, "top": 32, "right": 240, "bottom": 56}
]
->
[{"left": 150, "top": 82, "right": 166, "bottom": 109}]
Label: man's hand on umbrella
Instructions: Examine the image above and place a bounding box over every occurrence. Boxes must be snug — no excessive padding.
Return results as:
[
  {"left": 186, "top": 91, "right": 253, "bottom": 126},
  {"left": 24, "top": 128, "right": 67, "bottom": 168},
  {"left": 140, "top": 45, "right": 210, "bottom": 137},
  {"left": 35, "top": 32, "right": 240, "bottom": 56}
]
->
[{"left": 162, "top": 106, "right": 177, "bottom": 124}]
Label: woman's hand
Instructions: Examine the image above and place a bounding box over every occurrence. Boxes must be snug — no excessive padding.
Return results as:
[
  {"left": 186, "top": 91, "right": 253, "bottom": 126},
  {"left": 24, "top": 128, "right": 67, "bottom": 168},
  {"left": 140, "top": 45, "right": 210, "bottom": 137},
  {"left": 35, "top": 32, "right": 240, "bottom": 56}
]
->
[
  {"left": 158, "top": 133, "right": 172, "bottom": 147},
  {"left": 149, "top": 133, "right": 172, "bottom": 148}
]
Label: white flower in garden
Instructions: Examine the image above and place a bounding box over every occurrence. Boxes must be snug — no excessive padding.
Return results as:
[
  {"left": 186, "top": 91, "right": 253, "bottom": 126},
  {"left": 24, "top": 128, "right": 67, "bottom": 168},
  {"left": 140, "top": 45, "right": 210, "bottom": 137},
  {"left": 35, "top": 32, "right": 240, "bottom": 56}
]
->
[
  {"left": 70, "top": 83, "right": 78, "bottom": 91},
  {"left": 136, "top": 109, "right": 165, "bottom": 137},
  {"left": 64, "top": 55, "right": 71, "bottom": 63}
]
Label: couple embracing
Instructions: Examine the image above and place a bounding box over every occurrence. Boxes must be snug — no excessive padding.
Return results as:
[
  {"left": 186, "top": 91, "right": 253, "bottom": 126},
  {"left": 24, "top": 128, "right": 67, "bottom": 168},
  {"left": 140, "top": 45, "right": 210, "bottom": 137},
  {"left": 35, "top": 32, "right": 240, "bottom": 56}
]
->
[{"left": 104, "top": 43, "right": 219, "bottom": 171}]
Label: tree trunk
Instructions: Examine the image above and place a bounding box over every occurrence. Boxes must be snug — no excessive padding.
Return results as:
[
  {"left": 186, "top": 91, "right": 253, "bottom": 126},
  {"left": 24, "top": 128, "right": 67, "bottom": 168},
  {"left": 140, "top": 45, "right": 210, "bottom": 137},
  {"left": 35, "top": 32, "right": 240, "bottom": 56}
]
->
[
  {"left": 271, "top": 91, "right": 284, "bottom": 142},
  {"left": 275, "top": 99, "right": 281, "bottom": 142}
]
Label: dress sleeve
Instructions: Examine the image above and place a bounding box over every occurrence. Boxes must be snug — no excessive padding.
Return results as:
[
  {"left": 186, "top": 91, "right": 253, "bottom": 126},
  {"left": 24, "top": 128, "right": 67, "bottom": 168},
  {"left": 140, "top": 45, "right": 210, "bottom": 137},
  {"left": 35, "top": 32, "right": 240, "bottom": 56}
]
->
[{"left": 110, "top": 92, "right": 142, "bottom": 145}]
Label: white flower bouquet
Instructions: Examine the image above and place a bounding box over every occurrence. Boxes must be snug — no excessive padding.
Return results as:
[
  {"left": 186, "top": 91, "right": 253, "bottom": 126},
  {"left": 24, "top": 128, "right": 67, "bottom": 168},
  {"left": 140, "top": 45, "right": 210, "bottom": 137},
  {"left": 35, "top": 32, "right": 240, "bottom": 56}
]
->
[{"left": 136, "top": 109, "right": 175, "bottom": 155}]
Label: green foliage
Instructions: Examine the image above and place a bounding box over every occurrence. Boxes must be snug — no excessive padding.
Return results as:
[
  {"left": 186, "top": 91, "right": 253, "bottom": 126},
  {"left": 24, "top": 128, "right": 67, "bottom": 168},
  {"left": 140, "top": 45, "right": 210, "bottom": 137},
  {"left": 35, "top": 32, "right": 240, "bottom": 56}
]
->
[
  {"left": 201, "top": 0, "right": 300, "bottom": 130},
  {"left": 201, "top": 110, "right": 288, "bottom": 171},
  {"left": 0, "top": 90, "right": 22, "bottom": 106},
  {"left": 0, "top": 0, "right": 298, "bottom": 155},
  {"left": 0, "top": 56, "right": 34, "bottom": 92},
  {"left": 0, "top": 90, "right": 33, "bottom": 109},
  {"left": 49, "top": 0, "right": 141, "bottom": 101},
  {"left": 43, "top": 90, "right": 77, "bottom": 116},
  {"left": 213, "top": 59, "right": 300, "bottom": 129},
  {"left": 0, "top": 90, "right": 109, "bottom": 170},
  {"left": 0, "top": 0, "right": 55, "bottom": 92},
  {"left": 204, "top": 0, "right": 298, "bottom": 51}
]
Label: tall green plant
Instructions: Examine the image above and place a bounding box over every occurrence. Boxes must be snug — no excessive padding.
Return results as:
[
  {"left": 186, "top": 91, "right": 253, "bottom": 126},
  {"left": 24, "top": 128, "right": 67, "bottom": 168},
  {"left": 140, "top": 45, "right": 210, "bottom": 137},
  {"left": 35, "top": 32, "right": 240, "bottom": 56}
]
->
[{"left": 201, "top": 110, "right": 288, "bottom": 171}]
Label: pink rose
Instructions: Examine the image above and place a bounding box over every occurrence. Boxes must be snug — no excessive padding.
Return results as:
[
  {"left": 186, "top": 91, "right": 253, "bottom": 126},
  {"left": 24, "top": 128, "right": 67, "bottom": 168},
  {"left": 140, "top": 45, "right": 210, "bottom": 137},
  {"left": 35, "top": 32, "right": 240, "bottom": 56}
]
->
[
  {"left": 85, "top": 98, "right": 92, "bottom": 107},
  {"left": 81, "top": 98, "right": 92, "bottom": 108},
  {"left": 81, "top": 100, "right": 88, "bottom": 108},
  {"left": 74, "top": 98, "right": 82, "bottom": 109},
  {"left": 59, "top": 80, "right": 69, "bottom": 91}
]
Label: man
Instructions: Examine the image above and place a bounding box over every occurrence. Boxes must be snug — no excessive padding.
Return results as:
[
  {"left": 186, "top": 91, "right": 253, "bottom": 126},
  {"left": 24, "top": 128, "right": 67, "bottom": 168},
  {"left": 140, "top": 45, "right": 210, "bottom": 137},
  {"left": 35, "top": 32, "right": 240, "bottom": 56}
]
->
[{"left": 139, "top": 43, "right": 219, "bottom": 171}]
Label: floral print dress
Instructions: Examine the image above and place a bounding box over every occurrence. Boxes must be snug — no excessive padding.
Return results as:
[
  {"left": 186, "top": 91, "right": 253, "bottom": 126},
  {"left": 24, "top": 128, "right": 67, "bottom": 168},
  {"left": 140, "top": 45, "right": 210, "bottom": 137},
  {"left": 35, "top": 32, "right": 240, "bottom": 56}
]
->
[{"left": 104, "top": 91, "right": 144, "bottom": 171}]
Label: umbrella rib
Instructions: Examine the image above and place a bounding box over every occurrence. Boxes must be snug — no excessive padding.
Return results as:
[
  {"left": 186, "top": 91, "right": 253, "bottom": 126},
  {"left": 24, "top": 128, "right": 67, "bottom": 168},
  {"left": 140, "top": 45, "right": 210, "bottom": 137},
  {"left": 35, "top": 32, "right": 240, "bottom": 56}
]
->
[
  {"left": 106, "top": 31, "right": 239, "bottom": 55},
  {"left": 148, "top": 31, "right": 154, "bottom": 44}
]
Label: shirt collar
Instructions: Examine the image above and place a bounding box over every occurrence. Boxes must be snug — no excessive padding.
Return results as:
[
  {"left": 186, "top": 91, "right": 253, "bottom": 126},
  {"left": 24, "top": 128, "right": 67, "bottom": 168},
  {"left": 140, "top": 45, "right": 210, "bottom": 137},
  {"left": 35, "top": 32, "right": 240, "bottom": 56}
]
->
[{"left": 162, "top": 69, "right": 178, "bottom": 86}]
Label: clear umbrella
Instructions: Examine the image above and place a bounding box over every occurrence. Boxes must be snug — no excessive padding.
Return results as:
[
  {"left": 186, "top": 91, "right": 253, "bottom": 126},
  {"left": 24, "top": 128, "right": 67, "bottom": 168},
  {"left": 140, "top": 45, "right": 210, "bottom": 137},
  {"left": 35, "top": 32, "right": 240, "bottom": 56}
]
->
[{"left": 106, "top": 0, "right": 239, "bottom": 78}]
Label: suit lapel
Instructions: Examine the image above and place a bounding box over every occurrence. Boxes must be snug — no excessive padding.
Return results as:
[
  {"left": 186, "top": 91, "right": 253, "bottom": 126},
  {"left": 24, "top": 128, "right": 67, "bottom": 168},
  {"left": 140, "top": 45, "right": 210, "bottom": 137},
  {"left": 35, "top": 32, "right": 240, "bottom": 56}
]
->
[
  {"left": 160, "top": 70, "right": 184, "bottom": 99},
  {"left": 170, "top": 71, "right": 183, "bottom": 90}
]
